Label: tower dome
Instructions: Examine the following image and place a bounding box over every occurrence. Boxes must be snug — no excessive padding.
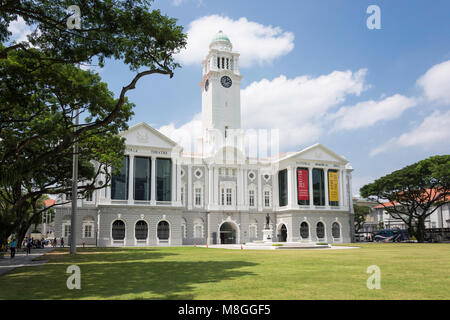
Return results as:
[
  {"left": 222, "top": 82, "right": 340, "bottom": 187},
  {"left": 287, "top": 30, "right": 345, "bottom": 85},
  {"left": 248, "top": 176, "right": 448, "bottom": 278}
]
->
[{"left": 209, "top": 30, "right": 232, "bottom": 51}]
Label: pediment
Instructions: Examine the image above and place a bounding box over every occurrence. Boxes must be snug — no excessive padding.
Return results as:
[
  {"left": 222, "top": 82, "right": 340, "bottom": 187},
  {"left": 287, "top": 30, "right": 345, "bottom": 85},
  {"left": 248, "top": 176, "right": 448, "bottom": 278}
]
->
[
  {"left": 288, "top": 144, "right": 348, "bottom": 164},
  {"left": 120, "top": 123, "right": 179, "bottom": 150}
]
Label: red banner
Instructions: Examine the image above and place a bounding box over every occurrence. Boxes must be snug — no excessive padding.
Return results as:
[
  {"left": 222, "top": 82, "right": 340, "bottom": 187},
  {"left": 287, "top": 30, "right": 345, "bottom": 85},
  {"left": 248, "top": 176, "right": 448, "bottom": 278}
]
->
[{"left": 297, "top": 169, "right": 309, "bottom": 201}]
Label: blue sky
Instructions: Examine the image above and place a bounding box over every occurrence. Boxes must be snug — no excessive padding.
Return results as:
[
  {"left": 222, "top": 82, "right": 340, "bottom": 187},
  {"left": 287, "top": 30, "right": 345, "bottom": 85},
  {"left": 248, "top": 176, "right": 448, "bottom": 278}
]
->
[{"left": 10, "top": 0, "right": 450, "bottom": 195}]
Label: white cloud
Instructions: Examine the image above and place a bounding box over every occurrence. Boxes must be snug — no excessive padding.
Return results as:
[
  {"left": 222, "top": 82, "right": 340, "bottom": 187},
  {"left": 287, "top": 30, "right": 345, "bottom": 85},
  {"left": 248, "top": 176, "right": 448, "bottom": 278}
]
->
[
  {"left": 417, "top": 60, "right": 450, "bottom": 105},
  {"left": 176, "top": 15, "right": 295, "bottom": 67},
  {"left": 370, "top": 110, "right": 450, "bottom": 156},
  {"left": 171, "top": 0, "right": 204, "bottom": 7},
  {"left": 162, "top": 69, "right": 368, "bottom": 152},
  {"left": 9, "top": 17, "right": 32, "bottom": 43},
  {"left": 330, "top": 94, "right": 418, "bottom": 131},
  {"left": 241, "top": 69, "right": 368, "bottom": 149},
  {"left": 158, "top": 113, "right": 203, "bottom": 153}
]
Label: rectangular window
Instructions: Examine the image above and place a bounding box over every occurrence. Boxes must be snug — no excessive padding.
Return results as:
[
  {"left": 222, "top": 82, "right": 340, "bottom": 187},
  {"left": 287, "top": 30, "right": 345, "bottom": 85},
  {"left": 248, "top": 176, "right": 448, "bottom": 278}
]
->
[
  {"left": 297, "top": 168, "right": 309, "bottom": 205},
  {"left": 249, "top": 190, "right": 255, "bottom": 207},
  {"left": 249, "top": 225, "right": 257, "bottom": 239},
  {"left": 226, "top": 188, "right": 232, "bottom": 205},
  {"left": 134, "top": 157, "right": 151, "bottom": 201},
  {"left": 156, "top": 158, "right": 172, "bottom": 201},
  {"left": 194, "top": 225, "right": 202, "bottom": 238},
  {"left": 84, "top": 225, "right": 92, "bottom": 238},
  {"left": 312, "top": 168, "right": 325, "bottom": 206},
  {"left": 64, "top": 225, "right": 71, "bottom": 237},
  {"left": 195, "top": 188, "right": 202, "bottom": 206},
  {"left": 264, "top": 191, "right": 270, "bottom": 207},
  {"left": 111, "top": 156, "right": 129, "bottom": 200},
  {"left": 85, "top": 190, "right": 93, "bottom": 202},
  {"left": 278, "top": 169, "right": 288, "bottom": 207}
]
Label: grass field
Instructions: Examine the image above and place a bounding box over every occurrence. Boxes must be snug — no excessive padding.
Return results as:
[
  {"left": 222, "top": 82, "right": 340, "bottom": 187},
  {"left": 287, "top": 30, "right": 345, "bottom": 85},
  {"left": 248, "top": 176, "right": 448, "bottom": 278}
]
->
[{"left": 0, "top": 243, "right": 449, "bottom": 300}]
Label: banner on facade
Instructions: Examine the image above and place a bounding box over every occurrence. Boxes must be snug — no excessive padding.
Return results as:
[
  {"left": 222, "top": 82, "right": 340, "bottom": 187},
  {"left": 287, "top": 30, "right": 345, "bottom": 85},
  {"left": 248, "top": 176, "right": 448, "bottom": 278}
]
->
[
  {"left": 328, "top": 171, "right": 339, "bottom": 202},
  {"left": 297, "top": 169, "right": 309, "bottom": 201}
]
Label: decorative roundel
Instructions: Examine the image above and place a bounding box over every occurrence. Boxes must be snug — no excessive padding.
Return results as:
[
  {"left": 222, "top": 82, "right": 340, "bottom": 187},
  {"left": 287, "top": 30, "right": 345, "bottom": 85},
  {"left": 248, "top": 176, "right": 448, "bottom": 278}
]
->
[
  {"left": 205, "top": 79, "right": 209, "bottom": 92},
  {"left": 221, "top": 76, "right": 232, "bottom": 88},
  {"left": 263, "top": 174, "right": 271, "bottom": 182},
  {"left": 180, "top": 169, "right": 185, "bottom": 177},
  {"left": 194, "top": 168, "right": 203, "bottom": 179},
  {"left": 248, "top": 171, "right": 256, "bottom": 181}
]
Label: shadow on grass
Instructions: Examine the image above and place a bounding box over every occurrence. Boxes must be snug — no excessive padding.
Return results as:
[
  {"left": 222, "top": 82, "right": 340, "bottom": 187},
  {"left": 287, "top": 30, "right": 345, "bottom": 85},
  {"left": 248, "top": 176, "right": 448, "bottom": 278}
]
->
[{"left": 0, "top": 247, "right": 257, "bottom": 300}]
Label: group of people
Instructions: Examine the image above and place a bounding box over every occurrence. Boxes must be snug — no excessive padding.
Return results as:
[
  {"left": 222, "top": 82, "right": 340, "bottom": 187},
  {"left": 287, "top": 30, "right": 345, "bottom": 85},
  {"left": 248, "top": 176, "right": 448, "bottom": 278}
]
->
[{"left": 5, "top": 236, "right": 66, "bottom": 259}]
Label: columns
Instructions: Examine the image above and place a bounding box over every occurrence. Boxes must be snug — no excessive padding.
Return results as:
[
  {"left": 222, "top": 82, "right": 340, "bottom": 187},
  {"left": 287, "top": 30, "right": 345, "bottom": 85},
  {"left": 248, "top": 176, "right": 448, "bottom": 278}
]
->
[
  {"left": 214, "top": 167, "right": 219, "bottom": 206},
  {"left": 177, "top": 162, "right": 182, "bottom": 205},
  {"left": 287, "top": 165, "right": 293, "bottom": 209},
  {"left": 290, "top": 166, "right": 298, "bottom": 209},
  {"left": 106, "top": 166, "right": 111, "bottom": 202},
  {"left": 208, "top": 165, "right": 214, "bottom": 207},
  {"left": 243, "top": 168, "right": 248, "bottom": 207},
  {"left": 257, "top": 168, "right": 262, "bottom": 211},
  {"left": 273, "top": 168, "right": 279, "bottom": 210},
  {"left": 171, "top": 158, "right": 177, "bottom": 205},
  {"left": 151, "top": 157, "right": 156, "bottom": 205},
  {"left": 339, "top": 169, "right": 344, "bottom": 208},
  {"left": 237, "top": 167, "right": 243, "bottom": 208},
  {"left": 324, "top": 168, "right": 329, "bottom": 208},
  {"left": 187, "top": 165, "right": 192, "bottom": 210},
  {"left": 128, "top": 155, "right": 134, "bottom": 204},
  {"left": 308, "top": 167, "right": 314, "bottom": 208}
]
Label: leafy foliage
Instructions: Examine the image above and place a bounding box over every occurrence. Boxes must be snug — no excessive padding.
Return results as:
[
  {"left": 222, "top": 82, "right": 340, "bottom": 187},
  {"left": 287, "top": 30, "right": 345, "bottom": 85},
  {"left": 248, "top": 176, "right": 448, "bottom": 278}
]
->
[
  {"left": 360, "top": 155, "right": 450, "bottom": 242},
  {"left": 0, "top": 0, "right": 187, "bottom": 248}
]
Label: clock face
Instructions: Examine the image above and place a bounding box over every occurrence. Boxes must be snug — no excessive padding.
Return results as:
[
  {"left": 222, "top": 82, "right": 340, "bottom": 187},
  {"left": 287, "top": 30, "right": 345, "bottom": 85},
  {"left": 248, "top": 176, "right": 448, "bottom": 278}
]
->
[
  {"left": 221, "top": 76, "right": 232, "bottom": 88},
  {"left": 205, "top": 79, "right": 209, "bottom": 92}
]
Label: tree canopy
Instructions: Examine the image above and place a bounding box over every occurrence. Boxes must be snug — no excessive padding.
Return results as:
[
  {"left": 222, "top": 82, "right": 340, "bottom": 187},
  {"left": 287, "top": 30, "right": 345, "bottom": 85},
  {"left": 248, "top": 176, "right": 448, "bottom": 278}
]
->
[
  {"left": 360, "top": 155, "right": 450, "bottom": 242},
  {"left": 0, "top": 0, "right": 187, "bottom": 248}
]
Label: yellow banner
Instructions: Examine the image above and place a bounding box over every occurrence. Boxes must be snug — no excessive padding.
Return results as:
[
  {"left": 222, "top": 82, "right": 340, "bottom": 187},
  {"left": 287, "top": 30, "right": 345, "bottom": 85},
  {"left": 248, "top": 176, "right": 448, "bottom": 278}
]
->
[{"left": 328, "top": 171, "right": 339, "bottom": 202}]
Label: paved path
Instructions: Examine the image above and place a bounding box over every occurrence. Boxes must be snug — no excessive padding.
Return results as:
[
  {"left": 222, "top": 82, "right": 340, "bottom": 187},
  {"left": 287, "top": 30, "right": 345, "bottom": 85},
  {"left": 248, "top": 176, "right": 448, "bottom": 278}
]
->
[{"left": 0, "top": 247, "right": 55, "bottom": 276}]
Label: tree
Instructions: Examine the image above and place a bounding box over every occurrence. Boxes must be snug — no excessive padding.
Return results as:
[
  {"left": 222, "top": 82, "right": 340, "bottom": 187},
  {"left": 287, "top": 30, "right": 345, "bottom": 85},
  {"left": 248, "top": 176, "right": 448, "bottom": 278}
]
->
[
  {"left": 360, "top": 155, "right": 450, "bottom": 242},
  {"left": 0, "top": 1, "right": 187, "bottom": 248},
  {"left": 354, "top": 205, "right": 371, "bottom": 233}
]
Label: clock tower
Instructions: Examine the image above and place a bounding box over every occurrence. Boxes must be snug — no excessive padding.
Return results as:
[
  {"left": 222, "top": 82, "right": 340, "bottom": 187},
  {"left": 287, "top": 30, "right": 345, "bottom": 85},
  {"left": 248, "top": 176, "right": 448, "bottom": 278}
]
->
[{"left": 200, "top": 31, "right": 243, "bottom": 153}]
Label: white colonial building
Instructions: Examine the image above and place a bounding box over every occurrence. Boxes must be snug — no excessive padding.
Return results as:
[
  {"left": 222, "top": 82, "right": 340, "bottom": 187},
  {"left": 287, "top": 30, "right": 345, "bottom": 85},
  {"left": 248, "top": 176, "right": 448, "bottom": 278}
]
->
[{"left": 54, "top": 31, "right": 355, "bottom": 246}]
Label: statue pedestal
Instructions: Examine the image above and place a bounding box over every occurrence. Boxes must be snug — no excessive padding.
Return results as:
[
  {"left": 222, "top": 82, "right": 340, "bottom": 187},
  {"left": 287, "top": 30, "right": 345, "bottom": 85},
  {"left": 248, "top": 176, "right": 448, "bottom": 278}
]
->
[{"left": 263, "top": 229, "right": 273, "bottom": 243}]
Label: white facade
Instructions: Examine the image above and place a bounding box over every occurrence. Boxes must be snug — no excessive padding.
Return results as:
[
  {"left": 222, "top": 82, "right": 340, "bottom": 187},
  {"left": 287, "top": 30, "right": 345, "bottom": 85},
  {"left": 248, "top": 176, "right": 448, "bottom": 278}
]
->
[{"left": 54, "top": 31, "right": 355, "bottom": 246}]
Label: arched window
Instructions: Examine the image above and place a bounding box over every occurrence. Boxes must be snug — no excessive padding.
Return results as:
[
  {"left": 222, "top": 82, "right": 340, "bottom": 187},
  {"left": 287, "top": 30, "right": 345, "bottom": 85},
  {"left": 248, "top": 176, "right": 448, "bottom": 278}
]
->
[
  {"left": 332, "top": 222, "right": 341, "bottom": 238},
  {"left": 157, "top": 221, "right": 170, "bottom": 240},
  {"left": 249, "top": 225, "right": 257, "bottom": 239},
  {"left": 194, "top": 218, "right": 204, "bottom": 238},
  {"left": 316, "top": 222, "right": 325, "bottom": 239},
  {"left": 112, "top": 220, "right": 125, "bottom": 240},
  {"left": 181, "top": 218, "right": 187, "bottom": 239},
  {"left": 300, "top": 222, "right": 309, "bottom": 239},
  {"left": 135, "top": 220, "right": 148, "bottom": 240}
]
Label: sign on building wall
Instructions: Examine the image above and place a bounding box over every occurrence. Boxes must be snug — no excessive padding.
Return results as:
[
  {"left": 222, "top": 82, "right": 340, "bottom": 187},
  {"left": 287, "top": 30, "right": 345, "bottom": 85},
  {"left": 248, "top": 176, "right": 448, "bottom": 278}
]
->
[
  {"left": 328, "top": 171, "right": 339, "bottom": 202},
  {"left": 297, "top": 169, "right": 309, "bottom": 200}
]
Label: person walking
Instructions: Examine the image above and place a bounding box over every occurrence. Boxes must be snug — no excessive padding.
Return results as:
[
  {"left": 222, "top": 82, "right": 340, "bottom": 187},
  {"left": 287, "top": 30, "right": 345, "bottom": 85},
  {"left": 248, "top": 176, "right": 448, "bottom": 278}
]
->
[
  {"left": 53, "top": 237, "right": 57, "bottom": 248},
  {"left": 10, "top": 239, "right": 16, "bottom": 259},
  {"left": 26, "top": 238, "right": 32, "bottom": 255},
  {"left": 60, "top": 237, "right": 64, "bottom": 248}
]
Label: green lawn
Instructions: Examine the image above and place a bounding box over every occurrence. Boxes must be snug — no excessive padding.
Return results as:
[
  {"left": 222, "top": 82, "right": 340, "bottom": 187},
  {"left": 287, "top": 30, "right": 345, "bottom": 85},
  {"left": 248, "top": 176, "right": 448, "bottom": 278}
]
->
[{"left": 0, "top": 243, "right": 449, "bottom": 300}]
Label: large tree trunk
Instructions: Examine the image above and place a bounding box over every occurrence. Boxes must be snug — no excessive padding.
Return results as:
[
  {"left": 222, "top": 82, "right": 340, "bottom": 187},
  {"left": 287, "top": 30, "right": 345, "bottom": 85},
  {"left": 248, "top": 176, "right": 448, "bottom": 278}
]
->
[{"left": 415, "top": 218, "right": 426, "bottom": 243}]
